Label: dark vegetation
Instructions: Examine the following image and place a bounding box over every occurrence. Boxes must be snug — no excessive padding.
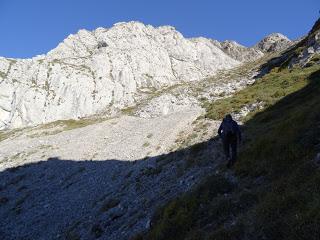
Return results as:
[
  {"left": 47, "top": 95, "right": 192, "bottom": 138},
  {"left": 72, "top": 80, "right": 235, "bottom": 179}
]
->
[{"left": 140, "top": 30, "right": 320, "bottom": 239}]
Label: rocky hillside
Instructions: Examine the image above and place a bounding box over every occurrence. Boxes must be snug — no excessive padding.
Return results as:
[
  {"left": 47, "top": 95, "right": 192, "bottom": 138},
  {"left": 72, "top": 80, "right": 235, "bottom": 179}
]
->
[
  {"left": 254, "top": 33, "right": 292, "bottom": 53},
  {"left": 0, "top": 61, "right": 263, "bottom": 240},
  {"left": 141, "top": 18, "right": 320, "bottom": 240},
  {"left": 0, "top": 21, "right": 291, "bottom": 130},
  {"left": 260, "top": 18, "right": 320, "bottom": 74},
  {"left": 212, "top": 40, "right": 263, "bottom": 62},
  {"left": 0, "top": 19, "right": 302, "bottom": 240}
]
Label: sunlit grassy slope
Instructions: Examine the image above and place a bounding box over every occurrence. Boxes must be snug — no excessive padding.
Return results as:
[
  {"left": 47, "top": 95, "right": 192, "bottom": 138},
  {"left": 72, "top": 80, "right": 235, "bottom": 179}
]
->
[
  {"left": 139, "top": 63, "right": 320, "bottom": 240},
  {"left": 203, "top": 66, "right": 317, "bottom": 121}
]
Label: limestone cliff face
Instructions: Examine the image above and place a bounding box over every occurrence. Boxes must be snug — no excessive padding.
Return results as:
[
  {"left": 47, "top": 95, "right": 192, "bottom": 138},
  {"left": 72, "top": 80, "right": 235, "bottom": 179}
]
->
[
  {"left": 0, "top": 21, "right": 291, "bottom": 129},
  {"left": 212, "top": 39, "right": 264, "bottom": 62},
  {"left": 0, "top": 22, "right": 242, "bottom": 129},
  {"left": 254, "top": 33, "right": 292, "bottom": 53}
]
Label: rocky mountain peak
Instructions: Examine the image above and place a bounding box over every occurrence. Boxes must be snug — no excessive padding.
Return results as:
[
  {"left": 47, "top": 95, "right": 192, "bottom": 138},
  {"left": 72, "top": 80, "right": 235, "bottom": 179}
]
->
[
  {"left": 46, "top": 21, "right": 183, "bottom": 60},
  {"left": 258, "top": 18, "right": 320, "bottom": 72},
  {"left": 254, "top": 32, "right": 292, "bottom": 53}
]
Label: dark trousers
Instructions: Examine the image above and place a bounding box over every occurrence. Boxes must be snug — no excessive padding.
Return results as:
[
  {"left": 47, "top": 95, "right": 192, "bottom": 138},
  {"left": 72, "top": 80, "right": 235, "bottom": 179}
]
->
[{"left": 223, "top": 136, "right": 238, "bottom": 165}]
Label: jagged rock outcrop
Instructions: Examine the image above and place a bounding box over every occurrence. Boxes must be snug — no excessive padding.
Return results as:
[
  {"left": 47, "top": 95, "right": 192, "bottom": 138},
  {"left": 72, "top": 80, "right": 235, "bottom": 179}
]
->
[
  {"left": 291, "top": 18, "right": 320, "bottom": 66},
  {"left": 254, "top": 33, "right": 292, "bottom": 53},
  {"left": 259, "top": 18, "right": 320, "bottom": 74},
  {"left": 209, "top": 32, "right": 293, "bottom": 63},
  {"left": 212, "top": 40, "right": 264, "bottom": 62}
]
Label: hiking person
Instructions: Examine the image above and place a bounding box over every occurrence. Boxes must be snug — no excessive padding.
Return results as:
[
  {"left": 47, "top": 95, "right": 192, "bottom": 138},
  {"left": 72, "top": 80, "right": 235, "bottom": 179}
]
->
[{"left": 218, "top": 114, "right": 242, "bottom": 168}]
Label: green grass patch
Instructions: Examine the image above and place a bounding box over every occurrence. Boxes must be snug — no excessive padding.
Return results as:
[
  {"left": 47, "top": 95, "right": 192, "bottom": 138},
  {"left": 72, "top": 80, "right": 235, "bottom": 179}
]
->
[
  {"left": 0, "top": 131, "right": 11, "bottom": 142},
  {"left": 52, "top": 118, "right": 101, "bottom": 131},
  {"left": 143, "top": 142, "right": 150, "bottom": 148},
  {"left": 27, "top": 117, "right": 106, "bottom": 138},
  {"left": 204, "top": 65, "right": 319, "bottom": 120},
  {"left": 1, "top": 116, "right": 106, "bottom": 141},
  {"left": 306, "top": 53, "right": 320, "bottom": 67},
  {"left": 0, "top": 127, "right": 27, "bottom": 143},
  {"left": 231, "top": 66, "right": 320, "bottom": 238}
]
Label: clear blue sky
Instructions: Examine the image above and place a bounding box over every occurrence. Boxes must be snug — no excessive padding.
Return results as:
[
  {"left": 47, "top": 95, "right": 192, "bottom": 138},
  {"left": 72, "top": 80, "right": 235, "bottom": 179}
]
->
[{"left": 0, "top": 0, "right": 319, "bottom": 58}]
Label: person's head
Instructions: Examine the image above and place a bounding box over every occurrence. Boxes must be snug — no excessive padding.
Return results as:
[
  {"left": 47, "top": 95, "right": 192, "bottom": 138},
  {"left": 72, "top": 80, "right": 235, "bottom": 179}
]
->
[{"left": 225, "top": 114, "right": 232, "bottom": 121}]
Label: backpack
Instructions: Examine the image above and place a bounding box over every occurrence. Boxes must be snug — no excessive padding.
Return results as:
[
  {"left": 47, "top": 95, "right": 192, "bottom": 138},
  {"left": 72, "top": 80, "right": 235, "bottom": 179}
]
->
[{"left": 223, "top": 120, "right": 237, "bottom": 138}]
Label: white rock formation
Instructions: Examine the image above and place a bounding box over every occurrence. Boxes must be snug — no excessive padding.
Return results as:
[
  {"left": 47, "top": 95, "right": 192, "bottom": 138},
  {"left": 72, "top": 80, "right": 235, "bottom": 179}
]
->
[
  {"left": 254, "top": 33, "right": 292, "bottom": 53},
  {"left": 211, "top": 39, "right": 264, "bottom": 62},
  {"left": 0, "top": 22, "right": 242, "bottom": 129},
  {"left": 0, "top": 21, "right": 291, "bottom": 129}
]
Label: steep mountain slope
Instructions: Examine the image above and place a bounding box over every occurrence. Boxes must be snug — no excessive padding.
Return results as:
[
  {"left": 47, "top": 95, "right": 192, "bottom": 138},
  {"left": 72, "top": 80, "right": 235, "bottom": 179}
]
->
[
  {"left": 142, "top": 19, "right": 320, "bottom": 240},
  {"left": 143, "top": 65, "right": 320, "bottom": 240}
]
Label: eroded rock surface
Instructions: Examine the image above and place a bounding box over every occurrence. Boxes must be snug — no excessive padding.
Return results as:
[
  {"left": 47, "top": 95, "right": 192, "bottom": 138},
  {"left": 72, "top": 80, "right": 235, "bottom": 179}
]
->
[
  {"left": 212, "top": 39, "right": 264, "bottom": 62},
  {"left": 254, "top": 33, "right": 292, "bottom": 53},
  {"left": 0, "top": 21, "right": 293, "bottom": 130},
  {"left": 0, "top": 22, "right": 241, "bottom": 129}
]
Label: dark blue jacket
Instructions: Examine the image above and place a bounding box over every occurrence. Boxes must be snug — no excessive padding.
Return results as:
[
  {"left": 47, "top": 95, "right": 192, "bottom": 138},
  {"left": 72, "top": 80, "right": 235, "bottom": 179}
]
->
[{"left": 218, "top": 118, "right": 241, "bottom": 141}]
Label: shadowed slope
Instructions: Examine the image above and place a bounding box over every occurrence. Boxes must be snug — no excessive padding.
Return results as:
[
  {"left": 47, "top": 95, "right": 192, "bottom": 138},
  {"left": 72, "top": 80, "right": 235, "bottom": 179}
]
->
[
  {"left": 0, "top": 133, "right": 224, "bottom": 240},
  {"left": 142, "top": 65, "right": 320, "bottom": 240}
]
